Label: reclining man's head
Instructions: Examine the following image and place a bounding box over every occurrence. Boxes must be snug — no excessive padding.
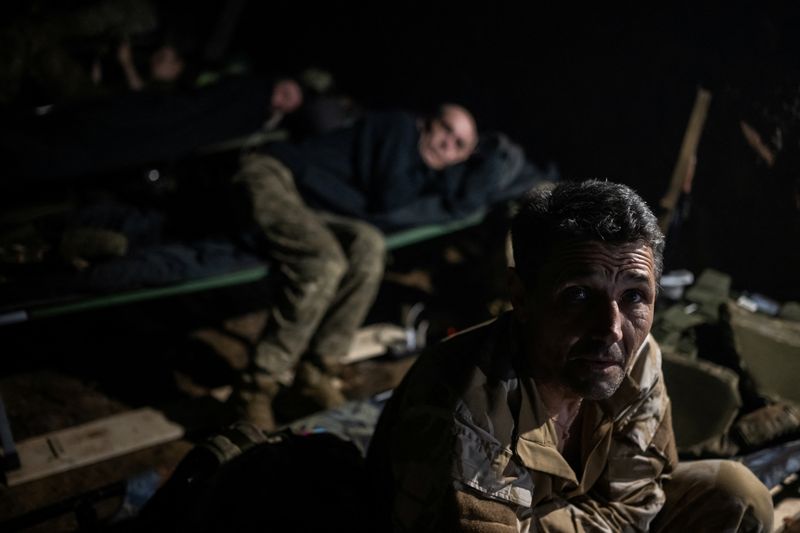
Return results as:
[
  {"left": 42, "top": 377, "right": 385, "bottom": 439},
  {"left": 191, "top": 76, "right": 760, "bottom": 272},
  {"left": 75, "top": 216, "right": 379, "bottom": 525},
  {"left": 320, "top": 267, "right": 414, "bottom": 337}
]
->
[
  {"left": 509, "top": 180, "right": 665, "bottom": 402},
  {"left": 418, "top": 103, "right": 478, "bottom": 170}
]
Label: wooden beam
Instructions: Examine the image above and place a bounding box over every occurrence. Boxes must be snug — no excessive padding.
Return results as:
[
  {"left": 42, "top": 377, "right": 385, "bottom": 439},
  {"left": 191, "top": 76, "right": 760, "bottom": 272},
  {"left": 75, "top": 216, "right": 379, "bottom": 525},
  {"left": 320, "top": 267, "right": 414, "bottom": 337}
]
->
[{"left": 659, "top": 88, "right": 712, "bottom": 233}]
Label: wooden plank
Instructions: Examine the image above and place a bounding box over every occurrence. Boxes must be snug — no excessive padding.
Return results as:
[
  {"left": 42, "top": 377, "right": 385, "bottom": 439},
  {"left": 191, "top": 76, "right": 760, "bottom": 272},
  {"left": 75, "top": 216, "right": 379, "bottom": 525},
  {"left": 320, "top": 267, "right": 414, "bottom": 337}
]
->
[
  {"left": 6, "top": 408, "right": 184, "bottom": 486},
  {"left": 659, "top": 87, "right": 712, "bottom": 233},
  {"left": 0, "top": 395, "right": 20, "bottom": 472}
]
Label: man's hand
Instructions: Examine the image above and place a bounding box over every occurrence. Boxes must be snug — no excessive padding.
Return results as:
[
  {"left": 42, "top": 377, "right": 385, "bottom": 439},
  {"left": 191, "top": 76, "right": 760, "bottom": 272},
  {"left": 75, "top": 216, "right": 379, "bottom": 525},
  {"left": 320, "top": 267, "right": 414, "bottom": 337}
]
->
[{"left": 117, "top": 39, "right": 144, "bottom": 91}]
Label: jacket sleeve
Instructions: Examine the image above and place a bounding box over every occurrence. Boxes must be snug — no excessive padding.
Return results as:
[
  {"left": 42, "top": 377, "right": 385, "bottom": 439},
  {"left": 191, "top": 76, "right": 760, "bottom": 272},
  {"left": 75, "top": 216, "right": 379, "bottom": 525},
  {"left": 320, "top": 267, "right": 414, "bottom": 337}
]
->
[
  {"left": 384, "top": 405, "right": 533, "bottom": 532},
  {"left": 451, "top": 490, "right": 531, "bottom": 532},
  {"left": 371, "top": 345, "right": 533, "bottom": 532}
]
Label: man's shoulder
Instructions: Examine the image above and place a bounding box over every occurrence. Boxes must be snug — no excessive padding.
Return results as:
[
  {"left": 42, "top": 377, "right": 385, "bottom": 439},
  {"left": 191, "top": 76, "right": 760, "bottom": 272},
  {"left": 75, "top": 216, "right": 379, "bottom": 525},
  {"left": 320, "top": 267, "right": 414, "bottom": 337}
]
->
[
  {"left": 419, "top": 315, "right": 508, "bottom": 371},
  {"left": 392, "top": 315, "right": 516, "bottom": 411},
  {"left": 367, "top": 319, "right": 502, "bottom": 458}
]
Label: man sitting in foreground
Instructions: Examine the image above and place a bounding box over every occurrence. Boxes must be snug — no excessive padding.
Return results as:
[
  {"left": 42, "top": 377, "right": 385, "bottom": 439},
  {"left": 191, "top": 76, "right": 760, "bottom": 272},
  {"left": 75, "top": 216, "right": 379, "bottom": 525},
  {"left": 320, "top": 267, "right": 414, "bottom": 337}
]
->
[{"left": 367, "top": 180, "right": 773, "bottom": 531}]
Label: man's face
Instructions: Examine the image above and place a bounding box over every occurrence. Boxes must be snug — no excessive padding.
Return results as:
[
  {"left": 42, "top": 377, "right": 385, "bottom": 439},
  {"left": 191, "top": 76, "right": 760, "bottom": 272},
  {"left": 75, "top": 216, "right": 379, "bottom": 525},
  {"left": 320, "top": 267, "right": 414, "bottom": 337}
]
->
[
  {"left": 418, "top": 106, "right": 477, "bottom": 170},
  {"left": 271, "top": 79, "right": 304, "bottom": 114},
  {"left": 150, "top": 46, "right": 184, "bottom": 82},
  {"left": 512, "top": 240, "right": 657, "bottom": 400}
]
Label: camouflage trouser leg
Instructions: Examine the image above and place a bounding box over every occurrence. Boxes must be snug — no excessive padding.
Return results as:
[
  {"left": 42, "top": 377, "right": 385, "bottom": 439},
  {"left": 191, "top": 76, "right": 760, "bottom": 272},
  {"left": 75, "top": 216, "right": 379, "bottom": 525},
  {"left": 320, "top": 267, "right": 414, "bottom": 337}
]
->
[
  {"left": 306, "top": 211, "right": 385, "bottom": 369},
  {"left": 651, "top": 460, "right": 773, "bottom": 533},
  {"left": 233, "top": 154, "right": 348, "bottom": 378},
  {"left": 232, "top": 154, "right": 384, "bottom": 379}
]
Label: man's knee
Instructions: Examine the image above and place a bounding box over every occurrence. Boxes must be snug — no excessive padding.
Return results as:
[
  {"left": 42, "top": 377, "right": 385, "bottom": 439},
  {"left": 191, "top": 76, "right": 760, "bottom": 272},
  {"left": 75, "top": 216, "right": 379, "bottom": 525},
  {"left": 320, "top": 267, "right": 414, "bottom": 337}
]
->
[
  {"left": 715, "top": 461, "right": 773, "bottom": 531},
  {"left": 300, "top": 239, "right": 349, "bottom": 288},
  {"left": 347, "top": 221, "right": 386, "bottom": 276},
  {"left": 666, "top": 460, "right": 773, "bottom": 532}
]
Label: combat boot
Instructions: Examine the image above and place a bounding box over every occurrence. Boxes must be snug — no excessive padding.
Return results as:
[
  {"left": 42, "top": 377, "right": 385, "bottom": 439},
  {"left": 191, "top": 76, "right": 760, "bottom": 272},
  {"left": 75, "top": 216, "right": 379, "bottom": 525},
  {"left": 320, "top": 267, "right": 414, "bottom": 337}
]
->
[
  {"left": 228, "top": 370, "right": 280, "bottom": 431},
  {"left": 271, "top": 361, "right": 346, "bottom": 423}
]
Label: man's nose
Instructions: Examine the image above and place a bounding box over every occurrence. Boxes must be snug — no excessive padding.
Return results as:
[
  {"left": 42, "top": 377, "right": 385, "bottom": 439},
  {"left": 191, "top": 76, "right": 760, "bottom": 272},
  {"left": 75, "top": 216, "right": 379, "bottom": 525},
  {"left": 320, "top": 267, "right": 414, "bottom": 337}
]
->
[
  {"left": 441, "top": 135, "right": 455, "bottom": 153},
  {"left": 592, "top": 298, "right": 624, "bottom": 345}
]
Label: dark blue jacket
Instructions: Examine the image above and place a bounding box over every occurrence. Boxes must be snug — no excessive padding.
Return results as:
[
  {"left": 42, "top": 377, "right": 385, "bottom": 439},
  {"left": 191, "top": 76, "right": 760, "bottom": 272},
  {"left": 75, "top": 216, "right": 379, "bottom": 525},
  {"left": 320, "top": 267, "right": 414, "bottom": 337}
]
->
[{"left": 266, "top": 110, "right": 557, "bottom": 230}]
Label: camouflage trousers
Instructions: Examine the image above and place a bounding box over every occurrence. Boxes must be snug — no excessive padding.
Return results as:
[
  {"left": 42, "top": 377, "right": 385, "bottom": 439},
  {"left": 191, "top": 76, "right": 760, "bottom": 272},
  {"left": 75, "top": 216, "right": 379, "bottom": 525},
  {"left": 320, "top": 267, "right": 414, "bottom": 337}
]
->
[
  {"left": 650, "top": 460, "right": 773, "bottom": 533},
  {"left": 232, "top": 154, "right": 385, "bottom": 380}
]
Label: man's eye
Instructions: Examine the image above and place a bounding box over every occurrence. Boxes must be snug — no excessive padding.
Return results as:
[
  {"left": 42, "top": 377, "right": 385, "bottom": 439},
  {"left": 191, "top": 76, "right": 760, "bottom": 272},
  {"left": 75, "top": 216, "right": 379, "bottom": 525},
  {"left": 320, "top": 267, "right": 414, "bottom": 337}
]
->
[
  {"left": 622, "top": 289, "right": 645, "bottom": 304},
  {"left": 561, "top": 286, "right": 589, "bottom": 303}
]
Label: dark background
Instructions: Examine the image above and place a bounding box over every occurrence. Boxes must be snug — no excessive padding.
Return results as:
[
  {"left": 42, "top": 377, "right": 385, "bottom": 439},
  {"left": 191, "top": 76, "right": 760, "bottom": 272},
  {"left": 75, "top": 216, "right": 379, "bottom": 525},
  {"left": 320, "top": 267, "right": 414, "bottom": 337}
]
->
[
  {"left": 3, "top": 1, "right": 800, "bottom": 299},
  {"left": 174, "top": 0, "right": 800, "bottom": 300}
]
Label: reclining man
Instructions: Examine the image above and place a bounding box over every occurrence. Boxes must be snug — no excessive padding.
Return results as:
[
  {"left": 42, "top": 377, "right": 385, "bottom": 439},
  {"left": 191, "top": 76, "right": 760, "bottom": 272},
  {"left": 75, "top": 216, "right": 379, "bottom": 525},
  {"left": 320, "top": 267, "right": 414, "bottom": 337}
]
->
[
  {"left": 230, "top": 104, "right": 484, "bottom": 426},
  {"left": 366, "top": 180, "right": 773, "bottom": 531}
]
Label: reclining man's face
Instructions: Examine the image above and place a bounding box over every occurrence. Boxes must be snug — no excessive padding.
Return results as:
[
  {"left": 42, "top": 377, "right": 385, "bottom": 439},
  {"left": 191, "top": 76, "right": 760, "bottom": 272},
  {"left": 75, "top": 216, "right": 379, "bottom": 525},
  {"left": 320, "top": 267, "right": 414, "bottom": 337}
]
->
[
  {"left": 418, "top": 106, "right": 477, "bottom": 170},
  {"left": 150, "top": 45, "right": 185, "bottom": 82},
  {"left": 514, "top": 240, "right": 657, "bottom": 400},
  {"left": 271, "top": 79, "right": 304, "bottom": 114}
]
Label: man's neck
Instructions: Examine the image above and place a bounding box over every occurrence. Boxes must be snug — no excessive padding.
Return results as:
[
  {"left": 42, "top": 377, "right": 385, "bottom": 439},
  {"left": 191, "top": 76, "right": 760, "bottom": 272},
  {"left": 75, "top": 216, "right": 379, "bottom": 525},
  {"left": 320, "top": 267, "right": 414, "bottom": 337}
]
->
[
  {"left": 535, "top": 380, "right": 582, "bottom": 416},
  {"left": 535, "top": 379, "right": 583, "bottom": 451}
]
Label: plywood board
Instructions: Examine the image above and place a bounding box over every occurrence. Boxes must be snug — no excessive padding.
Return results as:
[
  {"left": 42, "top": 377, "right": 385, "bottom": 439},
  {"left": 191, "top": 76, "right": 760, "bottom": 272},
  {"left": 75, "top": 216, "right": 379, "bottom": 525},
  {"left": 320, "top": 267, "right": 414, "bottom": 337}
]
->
[{"left": 6, "top": 408, "right": 183, "bottom": 486}]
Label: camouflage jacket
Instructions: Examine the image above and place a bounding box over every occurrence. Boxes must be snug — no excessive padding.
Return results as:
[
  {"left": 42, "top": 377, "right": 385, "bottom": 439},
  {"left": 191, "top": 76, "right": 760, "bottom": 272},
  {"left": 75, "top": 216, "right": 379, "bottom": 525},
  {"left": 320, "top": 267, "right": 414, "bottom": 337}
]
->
[{"left": 367, "top": 312, "right": 678, "bottom": 532}]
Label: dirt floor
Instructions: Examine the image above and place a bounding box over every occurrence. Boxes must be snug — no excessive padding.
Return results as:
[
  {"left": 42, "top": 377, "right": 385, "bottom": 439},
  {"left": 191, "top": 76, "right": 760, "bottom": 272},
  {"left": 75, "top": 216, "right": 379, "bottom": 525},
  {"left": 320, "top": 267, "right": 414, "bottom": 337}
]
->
[{"left": 0, "top": 353, "right": 416, "bottom": 532}]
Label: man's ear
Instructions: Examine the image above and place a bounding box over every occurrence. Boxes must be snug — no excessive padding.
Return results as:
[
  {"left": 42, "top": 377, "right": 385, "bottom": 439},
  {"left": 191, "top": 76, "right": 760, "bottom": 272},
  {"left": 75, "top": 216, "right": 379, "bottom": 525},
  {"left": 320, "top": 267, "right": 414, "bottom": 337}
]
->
[{"left": 508, "top": 266, "right": 529, "bottom": 322}]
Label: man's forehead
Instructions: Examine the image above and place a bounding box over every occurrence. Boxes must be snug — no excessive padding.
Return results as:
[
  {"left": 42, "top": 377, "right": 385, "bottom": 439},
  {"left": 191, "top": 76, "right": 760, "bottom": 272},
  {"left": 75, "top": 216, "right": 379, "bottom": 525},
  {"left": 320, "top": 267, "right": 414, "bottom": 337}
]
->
[
  {"left": 540, "top": 240, "right": 656, "bottom": 282},
  {"left": 441, "top": 107, "right": 477, "bottom": 139}
]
